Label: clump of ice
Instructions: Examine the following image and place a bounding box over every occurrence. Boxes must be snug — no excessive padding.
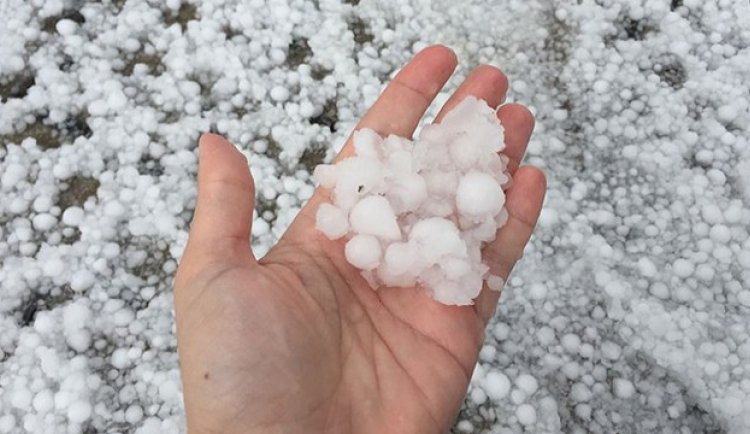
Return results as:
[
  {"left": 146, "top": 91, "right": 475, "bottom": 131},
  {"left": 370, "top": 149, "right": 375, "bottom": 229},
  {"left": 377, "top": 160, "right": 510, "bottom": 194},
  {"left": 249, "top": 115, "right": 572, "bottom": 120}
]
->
[{"left": 313, "top": 96, "right": 510, "bottom": 305}]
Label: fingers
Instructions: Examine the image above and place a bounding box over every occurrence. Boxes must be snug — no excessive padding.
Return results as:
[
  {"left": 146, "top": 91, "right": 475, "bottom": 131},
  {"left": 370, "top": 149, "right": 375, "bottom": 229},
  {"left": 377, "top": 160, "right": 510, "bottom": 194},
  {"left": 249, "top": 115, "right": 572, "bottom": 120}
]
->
[
  {"left": 178, "top": 134, "right": 256, "bottom": 282},
  {"left": 335, "top": 45, "right": 458, "bottom": 161},
  {"left": 433, "top": 65, "right": 509, "bottom": 122},
  {"left": 475, "top": 166, "right": 547, "bottom": 324},
  {"left": 497, "top": 104, "right": 535, "bottom": 174}
]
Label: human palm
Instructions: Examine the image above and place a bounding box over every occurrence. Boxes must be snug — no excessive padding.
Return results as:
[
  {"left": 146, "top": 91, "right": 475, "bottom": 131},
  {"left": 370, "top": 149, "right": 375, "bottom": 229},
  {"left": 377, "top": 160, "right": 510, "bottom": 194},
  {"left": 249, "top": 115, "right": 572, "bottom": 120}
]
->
[{"left": 174, "top": 46, "right": 546, "bottom": 434}]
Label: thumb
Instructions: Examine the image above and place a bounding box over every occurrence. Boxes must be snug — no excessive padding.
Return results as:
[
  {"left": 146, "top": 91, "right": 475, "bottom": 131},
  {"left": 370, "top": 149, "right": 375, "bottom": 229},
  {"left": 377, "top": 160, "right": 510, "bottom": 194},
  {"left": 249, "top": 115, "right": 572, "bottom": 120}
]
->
[{"left": 183, "top": 133, "right": 256, "bottom": 269}]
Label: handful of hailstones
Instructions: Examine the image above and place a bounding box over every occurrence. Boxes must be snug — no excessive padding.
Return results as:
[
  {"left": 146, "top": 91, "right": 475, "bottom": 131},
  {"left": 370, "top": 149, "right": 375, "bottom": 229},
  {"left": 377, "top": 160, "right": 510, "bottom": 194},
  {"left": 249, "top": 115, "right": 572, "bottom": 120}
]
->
[{"left": 314, "top": 96, "right": 511, "bottom": 305}]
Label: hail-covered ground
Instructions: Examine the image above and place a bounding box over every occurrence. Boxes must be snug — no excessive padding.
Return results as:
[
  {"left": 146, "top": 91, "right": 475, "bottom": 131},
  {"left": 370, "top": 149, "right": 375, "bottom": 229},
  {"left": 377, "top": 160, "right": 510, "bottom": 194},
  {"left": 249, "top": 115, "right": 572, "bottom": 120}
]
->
[{"left": 0, "top": 0, "right": 748, "bottom": 433}]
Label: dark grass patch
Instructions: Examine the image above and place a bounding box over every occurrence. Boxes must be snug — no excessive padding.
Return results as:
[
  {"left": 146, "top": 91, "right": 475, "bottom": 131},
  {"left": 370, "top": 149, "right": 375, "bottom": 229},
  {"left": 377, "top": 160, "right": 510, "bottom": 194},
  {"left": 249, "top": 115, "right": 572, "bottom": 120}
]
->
[
  {"left": 543, "top": 15, "right": 572, "bottom": 64},
  {"left": 137, "top": 155, "right": 164, "bottom": 177},
  {"left": 57, "top": 175, "right": 100, "bottom": 209},
  {"left": 122, "top": 51, "right": 164, "bottom": 76},
  {"left": 0, "top": 72, "right": 35, "bottom": 102},
  {"left": 130, "top": 240, "right": 171, "bottom": 281},
  {"left": 310, "top": 99, "right": 338, "bottom": 132},
  {"left": 41, "top": 10, "right": 86, "bottom": 33},
  {"left": 164, "top": 2, "right": 198, "bottom": 32},
  {"left": 349, "top": 15, "right": 374, "bottom": 45},
  {"left": 1, "top": 118, "right": 62, "bottom": 150},
  {"left": 258, "top": 135, "right": 283, "bottom": 160},
  {"left": 60, "top": 112, "right": 93, "bottom": 140},
  {"left": 299, "top": 141, "right": 328, "bottom": 173},
  {"left": 222, "top": 24, "right": 243, "bottom": 39},
  {"left": 257, "top": 196, "right": 279, "bottom": 222},
  {"left": 1, "top": 112, "right": 91, "bottom": 150},
  {"left": 620, "top": 17, "right": 657, "bottom": 41},
  {"left": 653, "top": 55, "right": 687, "bottom": 89},
  {"left": 287, "top": 37, "right": 312, "bottom": 68},
  {"left": 61, "top": 227, "right": 83, "bottom": 244},
  {"left": 60, "top": 54, "right": 75, "bottom": 72},
  {"left": 16, "top": 288, "right": 75, "bottom": 327},
  {"left": 311, "top": 65, "right": 332, "bottom": 81}
]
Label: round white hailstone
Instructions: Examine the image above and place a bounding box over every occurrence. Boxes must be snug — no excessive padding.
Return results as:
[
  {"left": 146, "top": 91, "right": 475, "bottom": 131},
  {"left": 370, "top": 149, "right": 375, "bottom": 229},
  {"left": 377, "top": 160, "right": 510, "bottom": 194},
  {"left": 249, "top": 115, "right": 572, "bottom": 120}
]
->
[
  {"left": 67, "top": 330, "right": 91, "bottom": 352},
  {"left": 479, "top": 345, "right": 497, "bottom": 361},
  {"left": 486, "top": 275, "right": 505, "bottom": 292},
  {"left": 0, "top": 415, "right": 16, "bottom": 432},
  {"left": 493, "top": 323, "right": 510, "bottom": 341},
  {"left": 515, "top": 374, "right": 539, "bottom": 396},
  {"left": 67, "top": 400, "right": 92, "bottom": 423},
  {"left": 470, "top": 387, "right": 487, "bottom": 405},
  {"left": 484, "top": 371, "right": 511, "bottom": 400},
  {"left": 601, "top": 341, "right": 622, "bottom": 360},
  {"left": 269, "top": 86, "right": 290, "bottom": 102},
  {"left": 136, "top": 417, "right": 163, "bottom": 434},
  {"left": 349, "top": 196, "right": 401, "bottom": 241},
  {"left": 575, "top": 403, "right": 592, "bottom": 420},
  {"left": 737, "top": 290, "right": 750, "bottom": 307},
  {"left": 695, "top": 264, "right": 715, "bottom": 282},
  {"left": 352, "top": 129, "right": 383, "bottom": 158},
  {"left": 55, "top": 19, "right": 77, "bottom": 35},
  {"left": 158, "top": 380, "right": 179, "bottom": 401},
  {"left": 315, "top": 204, "right": 349, "bottom": 240},
  {"left": 709, "top": 224, "right": 731, "bottom": 243},
  {"left": 299, "top": 100, "right": 315, "bottom": 118},
  {"left": 33, "top": 312, "right": 55, "bottom": 335},
  {"left": 649, "top": 282, "right": 670, "bottom": 299},
  {"left": 387, "top": 173, "right": 427, "bottom": 213},
  {"left": 515, "top": 404, "right": 537, "bottom": 426},
  {"left": 510, "top": 388, "right": 527, "bottom": 405},
  {"left": 107, "top": 90, "right": 127, "bottom": 111},
  {"left": 537, "top": 326, "right": 555, "bottom": 346},
  {"left": 723, "top": 396, "right": 743, "bottom": 416},
  {"left": 570, "top": 383, "right": 592, "bottom": 402},
  {"left": 673, "top": 259, "right": 694, "bottom": 278},
  {"left": 32, "top": 214, "right": 57, "bottom": 231},
  {"left": 739, "top": 250, "right": 750, "bottom": 269},
  {"left": 717, "top": 104, "right": 739, "bottom": 122},
  {"left": 70, "top": 270, "right": 95, "bottom": 292},
  {"left": 11, "top": 388, "right": 32, "bottom": 409},
  {"left": 383, "top": 242, "right": 417, "bottom": 277},
  {"left": 32, "top": 390, "right": 54, "bottom": 413},
  {"left": 613, "top": 378, "right": 635, "bottom": 398},
  {"left": 455, "top": 420, "right": 474, "bottom": 432},
  {"left": 441, "top": 257, "right": 471, "bottom": 279},
  {"left": 701, "top": 204, "right": 723, "bottom": 224},
  {"left": 111, "top": 348, "right": 131, "bottom": 369},
  {"left": 456, "top": 172, "right": 504, "bottom": 220},
  {"left": 125, "top": 405, "right": 144, "bottom": 424},
  {"left": 704, "top": 361, "right": 720, "bottom": 376},
  {"left": 408, "top": 218, "right": 465, "bottom": 262},
  {"left": 313, "top": 165, "right": 338, "bottom": 189},
  {"left": 334, "top": 158, "right": 386, "bottom": 209},
  {"left": 528, "top": 282, "right": 547, "bottom": 299},
  {"left": 43, "top": 258, "right": 65, "bottom": 277},
  {"left": 62, "top": 207, "right": 85, "bottom": 226},
  {"left": 345, "top": 235, "right": 382, "bottom": 271},
  {"left": 637, "top": 258, "right": 657, "bottom": 277},
  {"left": 2, "top": 163, "right": 27, "bottom": 187},
  {"left": 561, "top": 333, "right": 582, "bottom": 354}
]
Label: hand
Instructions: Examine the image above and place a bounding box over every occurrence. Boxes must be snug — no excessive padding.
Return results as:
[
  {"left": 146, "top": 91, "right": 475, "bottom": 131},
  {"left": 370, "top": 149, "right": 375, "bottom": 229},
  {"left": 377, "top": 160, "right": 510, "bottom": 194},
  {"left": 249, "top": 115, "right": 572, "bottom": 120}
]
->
[{"left": 173, "top": 45, "right": 546, "bottom": 434}]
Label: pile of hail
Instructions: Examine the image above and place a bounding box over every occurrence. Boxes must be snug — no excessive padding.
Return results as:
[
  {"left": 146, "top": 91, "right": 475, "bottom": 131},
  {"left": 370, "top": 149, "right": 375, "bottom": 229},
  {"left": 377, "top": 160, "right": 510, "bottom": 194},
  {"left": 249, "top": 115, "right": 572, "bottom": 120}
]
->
[{"left": 314, "top": 96, "right": 512, "bottom": 305}]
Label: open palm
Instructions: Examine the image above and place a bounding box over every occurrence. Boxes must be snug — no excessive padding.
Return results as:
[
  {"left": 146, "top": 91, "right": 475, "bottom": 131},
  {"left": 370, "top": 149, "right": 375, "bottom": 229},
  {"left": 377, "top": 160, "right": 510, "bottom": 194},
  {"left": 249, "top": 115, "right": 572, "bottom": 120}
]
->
[{"left": 173, "top": 45, "right": 546, "bottom": 434}]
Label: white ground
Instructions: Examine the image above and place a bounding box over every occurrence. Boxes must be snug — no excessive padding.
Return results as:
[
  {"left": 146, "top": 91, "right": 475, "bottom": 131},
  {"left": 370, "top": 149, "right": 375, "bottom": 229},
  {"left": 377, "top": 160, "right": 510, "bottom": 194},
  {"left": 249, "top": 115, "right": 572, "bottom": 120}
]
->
[{"left": 0, "top": 0, "right": 749, "bottom": 433}]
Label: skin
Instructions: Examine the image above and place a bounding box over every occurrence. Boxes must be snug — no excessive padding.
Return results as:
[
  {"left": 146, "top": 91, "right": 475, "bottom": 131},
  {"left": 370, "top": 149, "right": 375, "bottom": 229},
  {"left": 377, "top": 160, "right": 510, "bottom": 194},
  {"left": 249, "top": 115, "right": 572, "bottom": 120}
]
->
[{"left": 174, "top": 45, "right": 547, "bottom": 434}]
